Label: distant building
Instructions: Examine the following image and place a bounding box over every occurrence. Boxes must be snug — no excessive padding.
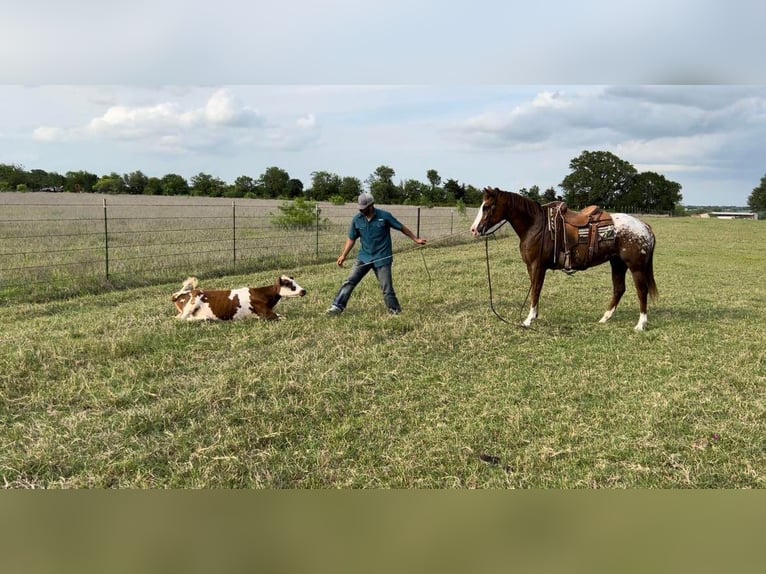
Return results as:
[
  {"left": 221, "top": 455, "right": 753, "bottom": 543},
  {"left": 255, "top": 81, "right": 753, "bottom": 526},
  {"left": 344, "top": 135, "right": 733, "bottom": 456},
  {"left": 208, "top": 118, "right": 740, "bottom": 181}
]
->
[{"left": 702, "top": 211, "right": 758, "bottom": 220}]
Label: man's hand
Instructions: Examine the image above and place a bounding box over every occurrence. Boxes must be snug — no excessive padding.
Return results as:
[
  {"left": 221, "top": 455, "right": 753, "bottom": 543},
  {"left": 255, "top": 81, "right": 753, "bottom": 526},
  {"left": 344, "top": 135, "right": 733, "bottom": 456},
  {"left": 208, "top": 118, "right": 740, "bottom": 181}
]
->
[{"left": 336, "top": 254, "right": 346, "bottom": 267}]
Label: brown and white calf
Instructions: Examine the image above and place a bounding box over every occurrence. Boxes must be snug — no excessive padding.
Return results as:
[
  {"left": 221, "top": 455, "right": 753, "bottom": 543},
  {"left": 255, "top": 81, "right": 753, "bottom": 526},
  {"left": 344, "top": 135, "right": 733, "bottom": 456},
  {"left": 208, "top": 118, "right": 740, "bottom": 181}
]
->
[{"left": 171, "top": 275, "right": 307, "bottom": 321}]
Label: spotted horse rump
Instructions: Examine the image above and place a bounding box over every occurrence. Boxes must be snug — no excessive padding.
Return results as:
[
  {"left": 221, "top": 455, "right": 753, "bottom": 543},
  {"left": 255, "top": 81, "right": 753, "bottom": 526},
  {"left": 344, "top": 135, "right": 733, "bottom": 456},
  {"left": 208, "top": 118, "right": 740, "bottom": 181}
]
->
[{"left": 171, "top": 275, "right": 307, "bottom": 321}]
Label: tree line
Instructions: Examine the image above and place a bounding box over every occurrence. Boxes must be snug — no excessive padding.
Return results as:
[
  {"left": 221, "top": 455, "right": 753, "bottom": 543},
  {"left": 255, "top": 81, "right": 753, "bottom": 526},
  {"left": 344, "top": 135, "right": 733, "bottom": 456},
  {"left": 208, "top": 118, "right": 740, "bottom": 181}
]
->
[
  {"left": 747, "top": 174, "right": 766, "bottom": 214},
  {"left": 1, "top": 150, "right": 693, "bottom": 212}
]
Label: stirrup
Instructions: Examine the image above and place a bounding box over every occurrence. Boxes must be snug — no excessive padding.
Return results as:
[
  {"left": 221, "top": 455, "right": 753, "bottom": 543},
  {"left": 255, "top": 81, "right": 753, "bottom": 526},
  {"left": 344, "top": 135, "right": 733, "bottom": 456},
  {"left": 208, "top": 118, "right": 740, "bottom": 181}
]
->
[{"left": 562, "top": 252, "right": 577, "bottom": 275}]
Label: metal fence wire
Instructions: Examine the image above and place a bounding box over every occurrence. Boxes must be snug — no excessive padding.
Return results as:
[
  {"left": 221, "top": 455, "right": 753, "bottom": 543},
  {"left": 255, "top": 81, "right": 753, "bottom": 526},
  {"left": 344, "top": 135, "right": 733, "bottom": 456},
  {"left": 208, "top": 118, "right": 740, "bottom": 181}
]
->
[{"left": 0, "top": 195, "right": 483, "bottom": 301}]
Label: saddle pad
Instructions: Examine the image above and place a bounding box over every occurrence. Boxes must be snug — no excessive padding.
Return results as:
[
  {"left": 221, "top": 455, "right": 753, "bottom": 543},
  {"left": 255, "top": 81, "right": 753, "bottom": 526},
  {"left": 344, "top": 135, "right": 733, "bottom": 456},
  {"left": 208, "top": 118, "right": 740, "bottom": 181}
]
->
[{"left": 577, "top": 224, "right": 615, "bottom": 240}]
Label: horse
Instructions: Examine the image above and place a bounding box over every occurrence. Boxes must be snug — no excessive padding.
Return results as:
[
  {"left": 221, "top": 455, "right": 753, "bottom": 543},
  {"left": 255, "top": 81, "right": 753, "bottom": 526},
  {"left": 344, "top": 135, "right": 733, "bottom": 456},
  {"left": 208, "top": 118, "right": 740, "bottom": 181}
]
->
[{"left": 471, "top": 186, "right": 658, "bottom": 331}]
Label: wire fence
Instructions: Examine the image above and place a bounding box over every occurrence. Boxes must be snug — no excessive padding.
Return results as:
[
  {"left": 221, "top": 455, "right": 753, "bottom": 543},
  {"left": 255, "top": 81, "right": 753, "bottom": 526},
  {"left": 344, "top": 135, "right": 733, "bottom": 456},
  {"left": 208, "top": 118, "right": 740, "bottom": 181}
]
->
[{"left": 0, "top": 194, "right": 482, "bottom": 302}]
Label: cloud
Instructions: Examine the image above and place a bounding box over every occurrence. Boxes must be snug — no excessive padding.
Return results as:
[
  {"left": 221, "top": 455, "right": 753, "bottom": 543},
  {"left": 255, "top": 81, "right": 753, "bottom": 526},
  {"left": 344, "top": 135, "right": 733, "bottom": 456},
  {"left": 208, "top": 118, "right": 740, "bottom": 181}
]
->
[
  {"left": 32, "top": 89, "right": 319, "bottom": 153},
  {"left": 449, "top": 86, "right": 766, "bottom": 174},
  {"left": 84, "top": 89, "right": 262, "bottom": 139},
  {"left": 616, "top": 134, "right": 728, "bottom": 173},
  {"left": 202, "top": 90, "right": 260, "bottom": 127},
  {"left": 296, "top": 113, "right": 316, "bottom": 129},
  {"left": 448, "top": 89, "right": 596, "bottom": 149},
  {"left": 32, "top": 126, "right": 66, "bottom": 143}
]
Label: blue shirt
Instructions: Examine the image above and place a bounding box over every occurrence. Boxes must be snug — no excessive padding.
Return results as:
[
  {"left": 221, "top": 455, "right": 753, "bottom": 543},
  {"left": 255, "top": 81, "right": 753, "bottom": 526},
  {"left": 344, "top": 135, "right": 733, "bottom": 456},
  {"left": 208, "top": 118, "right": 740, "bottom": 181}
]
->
[{"left": 348, "top": 208, "right": 404, "bottom": 268}]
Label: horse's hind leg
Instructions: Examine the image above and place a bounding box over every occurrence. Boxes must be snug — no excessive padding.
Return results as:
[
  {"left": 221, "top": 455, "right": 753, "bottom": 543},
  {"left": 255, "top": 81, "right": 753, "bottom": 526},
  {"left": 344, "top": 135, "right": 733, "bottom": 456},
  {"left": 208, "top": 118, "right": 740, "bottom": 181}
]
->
[
  {"left": 629, "top": 267, "right": 650, "bottom": 331},
  {"left": 599, "top": 258, "right": 627, "bottom": 324}
]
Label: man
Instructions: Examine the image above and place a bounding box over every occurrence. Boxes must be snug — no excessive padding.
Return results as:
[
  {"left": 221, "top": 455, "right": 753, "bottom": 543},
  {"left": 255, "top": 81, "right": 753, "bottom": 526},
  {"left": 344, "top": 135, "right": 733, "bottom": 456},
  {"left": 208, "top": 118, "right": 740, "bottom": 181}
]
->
[{"left": 327, "top": 192, "right": 427, "bottom": 316}]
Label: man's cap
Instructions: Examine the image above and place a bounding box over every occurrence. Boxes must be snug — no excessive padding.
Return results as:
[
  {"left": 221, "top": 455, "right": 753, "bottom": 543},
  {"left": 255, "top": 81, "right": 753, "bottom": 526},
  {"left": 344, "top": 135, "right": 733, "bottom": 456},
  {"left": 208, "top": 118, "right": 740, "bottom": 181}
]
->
[{"left": 358, "top": 193, "right": 374, "bottom": 210}]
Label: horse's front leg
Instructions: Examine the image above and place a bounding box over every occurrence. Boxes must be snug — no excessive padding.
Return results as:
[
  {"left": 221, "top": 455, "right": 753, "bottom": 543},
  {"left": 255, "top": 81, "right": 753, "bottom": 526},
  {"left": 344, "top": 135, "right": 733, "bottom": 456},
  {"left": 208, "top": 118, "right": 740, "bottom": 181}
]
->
[{"left": 523, "top": 263, "right": 546, "bottom": 328}]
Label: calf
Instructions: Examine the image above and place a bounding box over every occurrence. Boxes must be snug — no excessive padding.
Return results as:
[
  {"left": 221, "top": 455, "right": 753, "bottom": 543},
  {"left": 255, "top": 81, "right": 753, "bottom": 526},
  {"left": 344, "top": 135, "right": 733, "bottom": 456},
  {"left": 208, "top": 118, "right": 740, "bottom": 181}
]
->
[{"left": 171, "top": 275, "right": 307, "bottom": 321}]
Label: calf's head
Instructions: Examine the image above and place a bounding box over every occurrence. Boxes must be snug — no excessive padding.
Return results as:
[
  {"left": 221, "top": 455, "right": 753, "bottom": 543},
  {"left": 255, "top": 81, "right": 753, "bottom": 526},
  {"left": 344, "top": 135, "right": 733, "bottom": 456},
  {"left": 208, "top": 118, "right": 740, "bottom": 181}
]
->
[
  {"left": 277, "top": 275, "right": 307, "bottom": 298},
  {"left": 171, "top": 276, "right": 199, "bottom": 313}
]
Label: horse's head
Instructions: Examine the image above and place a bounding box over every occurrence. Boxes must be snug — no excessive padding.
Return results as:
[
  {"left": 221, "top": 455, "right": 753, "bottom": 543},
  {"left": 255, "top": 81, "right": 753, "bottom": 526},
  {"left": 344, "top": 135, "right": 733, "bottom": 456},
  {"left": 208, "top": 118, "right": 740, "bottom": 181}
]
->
[{"left": 471, "top": 186, "right": 506, "bottom": 237}]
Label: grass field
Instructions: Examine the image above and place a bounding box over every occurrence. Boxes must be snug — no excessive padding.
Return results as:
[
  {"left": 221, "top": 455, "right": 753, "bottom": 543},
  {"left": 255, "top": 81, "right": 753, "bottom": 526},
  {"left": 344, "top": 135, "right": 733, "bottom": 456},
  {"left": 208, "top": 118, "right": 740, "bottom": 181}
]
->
[{"left": 1, "top": 209, "right": 764, "bottom": 488}]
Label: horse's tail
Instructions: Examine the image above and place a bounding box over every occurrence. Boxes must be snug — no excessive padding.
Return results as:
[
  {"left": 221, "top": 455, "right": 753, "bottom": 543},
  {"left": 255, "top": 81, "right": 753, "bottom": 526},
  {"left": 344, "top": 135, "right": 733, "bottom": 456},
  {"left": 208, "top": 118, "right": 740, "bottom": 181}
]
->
[{"left": 646, "top": 244, "right": 659, "bottom": 302}]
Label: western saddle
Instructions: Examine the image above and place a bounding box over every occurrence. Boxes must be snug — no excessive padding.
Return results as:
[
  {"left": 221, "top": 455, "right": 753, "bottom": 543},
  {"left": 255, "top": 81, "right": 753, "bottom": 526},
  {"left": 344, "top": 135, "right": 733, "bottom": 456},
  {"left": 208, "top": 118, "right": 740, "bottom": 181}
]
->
[{"left": 545, "top": 202, "right": 615, "bottom": 271}]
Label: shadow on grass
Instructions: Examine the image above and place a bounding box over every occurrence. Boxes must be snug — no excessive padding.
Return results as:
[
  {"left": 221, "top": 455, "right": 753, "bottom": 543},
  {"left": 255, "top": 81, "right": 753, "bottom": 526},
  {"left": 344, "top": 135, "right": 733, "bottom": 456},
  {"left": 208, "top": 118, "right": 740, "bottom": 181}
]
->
[{"left": 650, "top": 305, "right": 753, "bottom": 324}]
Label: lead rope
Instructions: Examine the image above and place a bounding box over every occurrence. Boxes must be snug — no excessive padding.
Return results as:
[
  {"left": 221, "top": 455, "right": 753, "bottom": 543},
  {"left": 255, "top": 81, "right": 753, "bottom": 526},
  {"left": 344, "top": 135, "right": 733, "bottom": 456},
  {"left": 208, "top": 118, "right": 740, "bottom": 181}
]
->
[
  {"left": 339, "top": 230, "right": 472, "bottom": 290},
  {"left": 419, "top": 247, "right": 432, "bottom": 287},
  {"left": 483, "top": 228, "right": 542, "bottom": 327},
  {"left": 484, "top": 235, "right": 514, "bottom": 325}
]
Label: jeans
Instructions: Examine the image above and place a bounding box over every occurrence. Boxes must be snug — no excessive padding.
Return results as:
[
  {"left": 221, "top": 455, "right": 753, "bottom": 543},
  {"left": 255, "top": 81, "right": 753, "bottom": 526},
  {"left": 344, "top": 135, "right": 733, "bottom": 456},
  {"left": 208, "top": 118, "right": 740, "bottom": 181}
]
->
[{"left": 332, "top": 261, "right": 401, "bottom": 312}]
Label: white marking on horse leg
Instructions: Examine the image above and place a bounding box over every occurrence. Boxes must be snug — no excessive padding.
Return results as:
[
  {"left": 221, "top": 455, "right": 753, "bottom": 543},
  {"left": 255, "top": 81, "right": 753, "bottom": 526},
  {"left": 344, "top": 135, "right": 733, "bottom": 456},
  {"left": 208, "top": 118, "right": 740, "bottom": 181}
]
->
[
  {"left": 599, "top": 307, "right": 616, "bottom": 324},
  {"left": 522, "top": 305, "right": 537, "bottom": 328},
  {"left": 634, "top": 312, "right": 648, "bottom": 332}
]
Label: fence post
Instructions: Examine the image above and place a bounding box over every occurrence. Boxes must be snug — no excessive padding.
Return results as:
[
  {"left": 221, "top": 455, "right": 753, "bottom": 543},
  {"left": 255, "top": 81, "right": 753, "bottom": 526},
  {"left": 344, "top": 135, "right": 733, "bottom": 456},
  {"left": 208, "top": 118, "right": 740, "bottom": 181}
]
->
[
  {"left": 450, "top": 210, "right": 454, "bottom": 235},
  {"left": 103, "top": 198, "right": 109, "bottom": 280},
  {"left": 315, "top": 204, "right": 320, "bottom": 258},
  {"left": 416, "top": 207, "right": 421, "bottom": 238},
  {"left": 232, "top": 200, "right": 236, "bottom": 270}
]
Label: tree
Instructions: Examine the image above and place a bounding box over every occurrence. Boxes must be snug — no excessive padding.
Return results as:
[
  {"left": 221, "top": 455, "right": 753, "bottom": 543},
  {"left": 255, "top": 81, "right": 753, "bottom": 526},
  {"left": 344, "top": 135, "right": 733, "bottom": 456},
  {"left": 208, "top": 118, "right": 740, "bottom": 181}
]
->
[
  {"left": 401, "top": 179, "right": 429, "bottom": 205},
  {"left": 190, "top": 172, "right": 227, "bottom": 197},
  {"left": 542, "top": 187, "right": 558, "bottom": 203},
  {"left": 424, "top": 169, "right": 445, "bottom": 205},
  {"left": 463, "top": 184, "right": 483, "bottom": 206},
  {"left": 28, "top": 168, "right": 65, "bottom": 190},
  {"left": 520, "top": 185, "right": 541, "bottom": 202},
  {"left": 64, "top": 170, "right": 99, "bottom": 193},
  {"left": 123, "top": 170, "right": 149, "bottom": 195},
  {"left": 365, "top": 165, "right": 398, "bottom": 204},
  {"left": 160, "top": 174, "right": 189, "bottom": 196},
  {"left": 560, "top": 150, "right": 638, "bottom": 209},
  {"left": 629, "top": 171, "right": 682, "bottom": 212},
  {"left": 426, "top": 169, "right": 441, "bottom": 189},
  {"left": 443, "top": 178, "right": 465, "bottom": 203},
  {"left": 259, "top": 166, "right": 291, "bottom": 198},
  {"left": 308, "top": 171, "right": 341, "bottom": 201},
  {"left": 338, "top": 176, "right": 363, "bottom": 202},
  {"left": 93, "top": 172, "right": 127, "bottom": 194},
  {"left": 287, "top": 178, "right": 304, "bottom": 198},
  {"left": 422, "top": 181, "right": 445, "bottom": 205},
  {"left": 747, "top": 174, "right": 766, "bottom": 212},
  {"left": 228, "top": 175, "right": 258, "bottom": 198},
  {"left": 144, "top": 177, "right": 163, "bottom": 195},
  {"left": 0, "top": 163, "right": 27, "bottom": 190}
]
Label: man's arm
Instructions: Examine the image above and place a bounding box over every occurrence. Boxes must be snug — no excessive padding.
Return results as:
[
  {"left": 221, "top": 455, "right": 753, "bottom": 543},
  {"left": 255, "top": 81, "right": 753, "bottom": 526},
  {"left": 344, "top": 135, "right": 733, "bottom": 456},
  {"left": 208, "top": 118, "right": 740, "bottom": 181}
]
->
[
  {"left": 400, "top": 225, "right": 427, "bottom": 245},
  {"left": 337, "top": 237, "right": 356, "bottom": 267}
]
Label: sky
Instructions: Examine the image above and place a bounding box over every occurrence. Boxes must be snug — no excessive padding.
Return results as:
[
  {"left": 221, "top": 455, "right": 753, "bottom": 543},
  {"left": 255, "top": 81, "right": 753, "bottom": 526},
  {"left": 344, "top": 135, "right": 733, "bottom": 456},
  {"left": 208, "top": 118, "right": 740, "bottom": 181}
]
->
[{"left": 2, "top": 1, "right": 765, "bottom": 207}]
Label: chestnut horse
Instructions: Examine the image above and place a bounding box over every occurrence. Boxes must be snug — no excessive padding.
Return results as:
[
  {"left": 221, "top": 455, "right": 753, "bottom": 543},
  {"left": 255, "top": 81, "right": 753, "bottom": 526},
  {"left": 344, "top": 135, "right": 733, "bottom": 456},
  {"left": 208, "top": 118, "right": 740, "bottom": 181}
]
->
[{"left": 471, "top": 187, "right": 658, "bottom": 331}]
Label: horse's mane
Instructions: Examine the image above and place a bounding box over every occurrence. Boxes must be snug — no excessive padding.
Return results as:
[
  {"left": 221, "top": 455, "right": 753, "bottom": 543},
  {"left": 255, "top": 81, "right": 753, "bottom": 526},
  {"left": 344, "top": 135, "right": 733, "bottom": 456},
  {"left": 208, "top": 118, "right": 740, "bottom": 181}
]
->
[{"left": 485, "top": 186, "right": 544, "bottom": 220}]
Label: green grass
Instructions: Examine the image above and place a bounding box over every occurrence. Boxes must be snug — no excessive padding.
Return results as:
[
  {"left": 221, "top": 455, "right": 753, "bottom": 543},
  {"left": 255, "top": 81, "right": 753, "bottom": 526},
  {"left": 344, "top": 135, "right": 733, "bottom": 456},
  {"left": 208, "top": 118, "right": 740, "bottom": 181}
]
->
[{"left": 1, "top": 216, "right": 764, "bottom": 488}]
